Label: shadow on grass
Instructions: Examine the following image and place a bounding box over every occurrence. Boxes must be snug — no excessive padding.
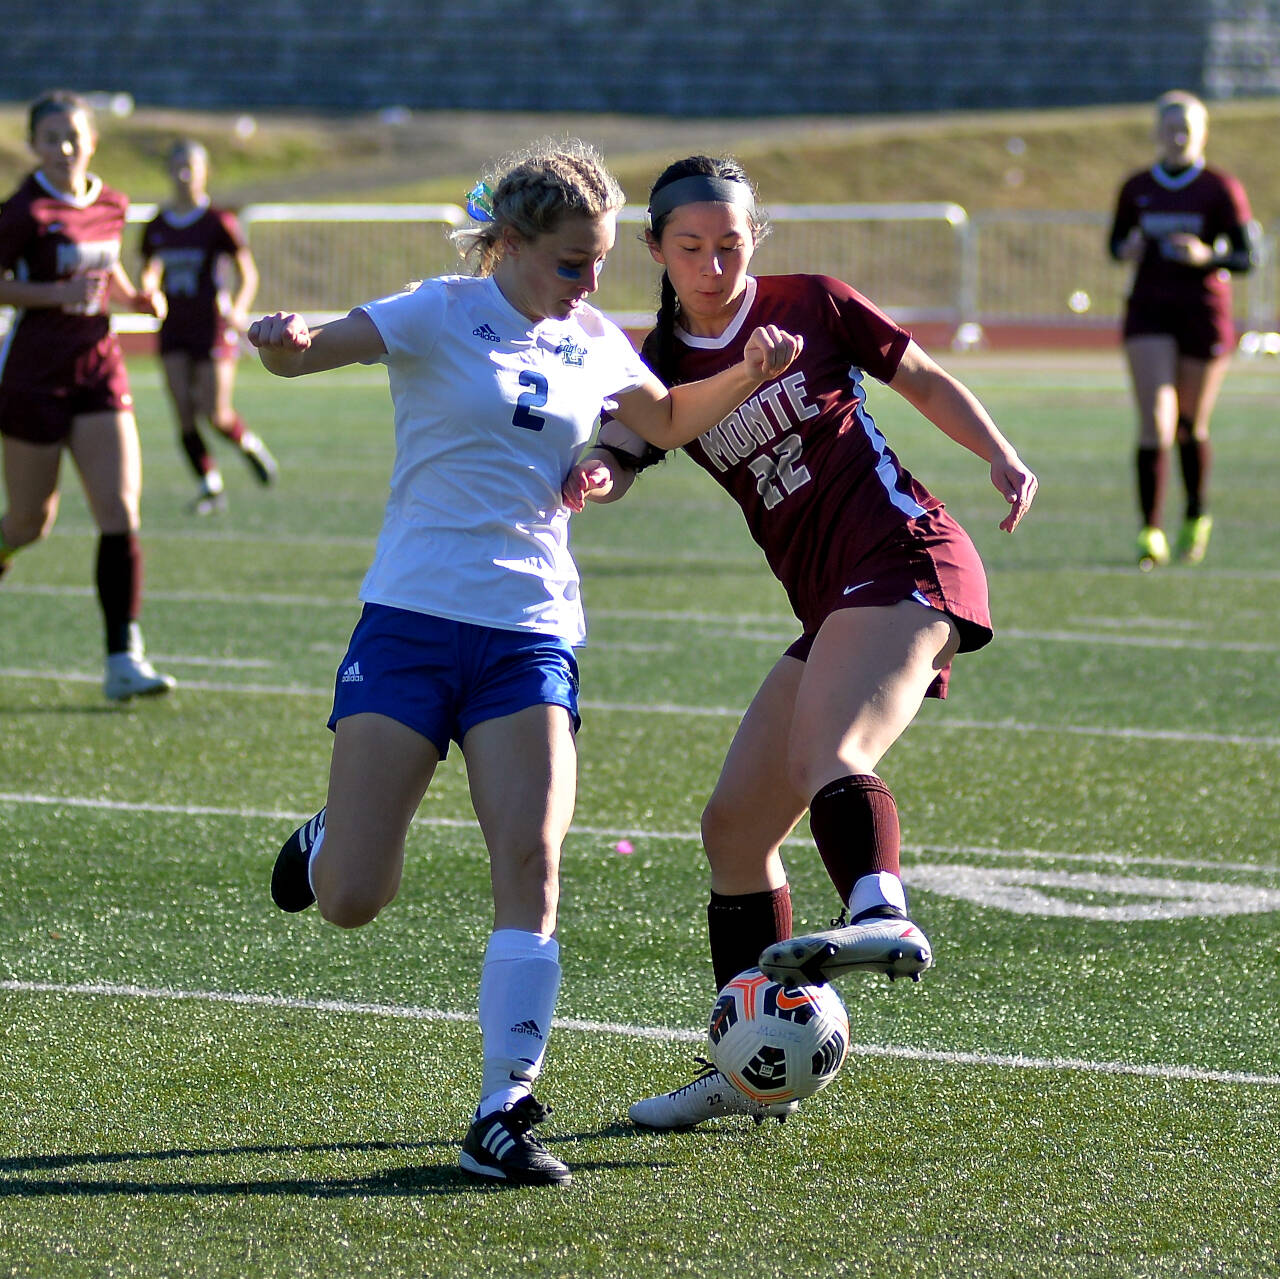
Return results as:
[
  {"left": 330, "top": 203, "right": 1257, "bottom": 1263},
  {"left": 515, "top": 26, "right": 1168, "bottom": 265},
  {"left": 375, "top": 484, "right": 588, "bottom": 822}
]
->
[
  {"left": 0, "top": 702, "right": 133, "bottom": 717},
  {"left": 0, "top": 1130, "right": 670, "bottom": 1197}
]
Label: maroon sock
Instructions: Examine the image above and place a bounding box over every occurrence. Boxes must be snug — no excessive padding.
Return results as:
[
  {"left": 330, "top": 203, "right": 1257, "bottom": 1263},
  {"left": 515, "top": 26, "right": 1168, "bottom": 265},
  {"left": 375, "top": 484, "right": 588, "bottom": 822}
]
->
[
  {"left": 808, "top": 774, "right": 901, "bottom": 908},
  {"left": 707, "top": 886, "right": 792, "bottom": 992},
  {"left": 1178, "top": 437, "right": 1211, "bottom": 520},
  {"left": 1136, "top": 446, "right": 1167, "bottom": 528},
  {"left": 181, "top": 430, "right": 214, "bottom": 480},
  {"left": 96, "top": 532, "right": 142, "bottom": 654},
  {"left": 217, "top": 413, "right": 247, "bottom": 446}
]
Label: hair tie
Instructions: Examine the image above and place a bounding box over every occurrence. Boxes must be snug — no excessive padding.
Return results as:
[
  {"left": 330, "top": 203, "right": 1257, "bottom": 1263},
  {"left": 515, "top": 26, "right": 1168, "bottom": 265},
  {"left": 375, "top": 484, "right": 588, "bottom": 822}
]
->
[{"left": 465, "top": 181, "right": 495, "bottom": 223}]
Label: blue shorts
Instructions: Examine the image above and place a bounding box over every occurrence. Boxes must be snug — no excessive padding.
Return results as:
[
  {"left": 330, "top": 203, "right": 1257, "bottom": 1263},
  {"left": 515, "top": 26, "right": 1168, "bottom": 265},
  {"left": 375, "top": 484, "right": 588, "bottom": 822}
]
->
[{"left": 327, "top": 603, "right": 581, "bottom": 758}]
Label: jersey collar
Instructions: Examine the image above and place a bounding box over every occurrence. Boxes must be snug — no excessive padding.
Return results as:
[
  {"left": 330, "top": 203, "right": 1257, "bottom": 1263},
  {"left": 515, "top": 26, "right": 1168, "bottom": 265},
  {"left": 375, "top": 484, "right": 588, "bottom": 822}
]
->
[
  {"left": 33, "top": 169, "right": 104, "bottom": 208},
  {"left": 675, "top": 275, "right": 757, "bottom": 349},
  {"left": 161, "top": 199, "right": 212, "bottom": 228},
  {"left": 1150, "top": 160, "right": 1205, "bottom": 191}
]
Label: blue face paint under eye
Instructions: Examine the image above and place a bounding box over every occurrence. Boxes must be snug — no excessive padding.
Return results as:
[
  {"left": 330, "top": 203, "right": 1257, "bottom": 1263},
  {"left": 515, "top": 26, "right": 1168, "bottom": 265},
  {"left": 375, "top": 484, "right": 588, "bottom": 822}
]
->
[{"left": 556, "top": 265, "right": 583, "bottom": 280}]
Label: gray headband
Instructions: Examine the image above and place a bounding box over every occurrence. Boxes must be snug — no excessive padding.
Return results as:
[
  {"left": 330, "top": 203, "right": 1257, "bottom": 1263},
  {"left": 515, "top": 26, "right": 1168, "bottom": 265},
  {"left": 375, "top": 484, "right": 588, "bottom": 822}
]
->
[{"left": 646, "top": 175, "right": 755, "bottom": 225}]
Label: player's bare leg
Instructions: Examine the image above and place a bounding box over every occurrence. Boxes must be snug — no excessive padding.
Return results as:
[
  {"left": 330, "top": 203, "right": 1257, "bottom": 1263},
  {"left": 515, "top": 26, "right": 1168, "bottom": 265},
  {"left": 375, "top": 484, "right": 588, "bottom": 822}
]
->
[
  {"left": 209, "top": 355, "right": 277, "bottom": 487},
  {"left": 0, "top": 435, "right": 62, "bottom": 579},
  {"left": 760, "top": 600, "right": 958, "bottom": 987},
  {"left": 1172, "top": 352, "right": 1230, "bottom": 563},
  {"left": 460, "top": 705, "right": 575, "bottom": 1185},
  {"left": 632, "top": 659, "right": 808, "bottom": 1131},
  {"left": 164, "top": 352, "right": 225, "bottom": 513},
  {"left": 70, "top": 411, "right": 174, "bottom": 700},
  {"left": 1125, "top": 335, "right": 1179, "bottom": 568},
  {"left": 306, "top": 712, "right": 439, "bottom": 926}
]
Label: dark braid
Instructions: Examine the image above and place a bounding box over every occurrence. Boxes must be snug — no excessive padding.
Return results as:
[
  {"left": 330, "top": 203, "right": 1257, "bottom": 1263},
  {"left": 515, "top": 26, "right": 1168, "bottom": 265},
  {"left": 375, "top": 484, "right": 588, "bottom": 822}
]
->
[{"left": 637, "top": 156, "right": 767, "bottom": 469}]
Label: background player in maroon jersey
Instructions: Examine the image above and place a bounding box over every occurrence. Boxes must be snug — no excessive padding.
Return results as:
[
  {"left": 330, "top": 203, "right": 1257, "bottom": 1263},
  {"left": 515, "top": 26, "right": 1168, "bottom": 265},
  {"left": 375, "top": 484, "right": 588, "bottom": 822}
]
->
[
  {"left": 140, "top": 139, "right": 277, "bottom": 515},
  {"left": 565, "top": 155, "right": 1036, "bottom": 1128},
  {"left": 1109, "top": 91, "right": 1256, "bottom": 569},
  {"left": 0, "top": 90, "right": 174, "bottom": 701}
]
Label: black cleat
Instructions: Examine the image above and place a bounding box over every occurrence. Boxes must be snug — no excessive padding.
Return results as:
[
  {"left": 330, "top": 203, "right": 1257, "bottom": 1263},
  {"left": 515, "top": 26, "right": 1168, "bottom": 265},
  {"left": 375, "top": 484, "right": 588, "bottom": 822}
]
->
[
  {"left": 459, "top": 1096, "right": 571, "bottom": 1187},
  {"left": 271, "top": 808, "right": 325, "bottom": 912}
]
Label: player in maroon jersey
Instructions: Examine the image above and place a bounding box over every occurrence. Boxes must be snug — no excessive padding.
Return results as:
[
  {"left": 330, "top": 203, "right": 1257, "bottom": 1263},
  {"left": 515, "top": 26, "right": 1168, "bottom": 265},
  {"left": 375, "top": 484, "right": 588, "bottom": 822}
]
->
[
  {"left": 1109, "top": 91, "right": 1256, "bottom": 568},
  {"left": 140, "top": 139, "right": 277, "bottom": 515},
  {"left": 564, "top": 156, "right": 1036, "bottom": 1127},
  {"left": 0, "top": 90, "right": 174, "bottom": 700}
]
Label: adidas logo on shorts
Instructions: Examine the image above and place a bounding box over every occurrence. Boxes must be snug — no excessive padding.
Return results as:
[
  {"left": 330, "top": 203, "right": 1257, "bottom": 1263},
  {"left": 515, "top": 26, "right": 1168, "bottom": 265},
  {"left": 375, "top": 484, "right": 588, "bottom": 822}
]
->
[
  {"left": 340, "top": 661, "right": 364, "bottom": 684},
  {"left": 472, "top": 323, "right": 501, "bottom": 343}
]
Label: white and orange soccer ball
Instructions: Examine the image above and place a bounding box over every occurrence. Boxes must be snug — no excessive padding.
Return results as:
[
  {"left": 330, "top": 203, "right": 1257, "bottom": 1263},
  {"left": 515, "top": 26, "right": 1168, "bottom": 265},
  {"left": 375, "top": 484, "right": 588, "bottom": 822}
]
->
[{"left": 707, "top": 967, "right": 850, "bottom": 1104}]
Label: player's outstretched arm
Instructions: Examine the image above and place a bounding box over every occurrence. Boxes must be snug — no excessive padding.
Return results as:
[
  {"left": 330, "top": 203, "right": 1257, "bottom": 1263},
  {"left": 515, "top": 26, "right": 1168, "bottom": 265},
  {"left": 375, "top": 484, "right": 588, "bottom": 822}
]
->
[
  {"left": 609, "top": 325, "right": 802, "bottom": 450},
  {"left": 889, "top": 340, "right": 1037, "bottom": 533},
  {"left": 248, "top": 308, "right": 386, "bottom": 377}
]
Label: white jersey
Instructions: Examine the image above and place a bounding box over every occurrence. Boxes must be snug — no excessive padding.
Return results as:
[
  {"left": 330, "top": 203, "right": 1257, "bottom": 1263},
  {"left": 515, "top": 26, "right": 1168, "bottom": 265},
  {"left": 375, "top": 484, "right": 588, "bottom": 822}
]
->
[{"left": 357, "top": 275, "right": 648, "bottom": 644}]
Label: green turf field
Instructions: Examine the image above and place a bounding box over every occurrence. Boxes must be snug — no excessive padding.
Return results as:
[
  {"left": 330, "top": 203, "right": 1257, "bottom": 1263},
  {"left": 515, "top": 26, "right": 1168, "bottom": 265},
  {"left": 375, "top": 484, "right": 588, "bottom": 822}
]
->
[{"left": 1, "top": 350, "right": 1278, "bottom": 1278}]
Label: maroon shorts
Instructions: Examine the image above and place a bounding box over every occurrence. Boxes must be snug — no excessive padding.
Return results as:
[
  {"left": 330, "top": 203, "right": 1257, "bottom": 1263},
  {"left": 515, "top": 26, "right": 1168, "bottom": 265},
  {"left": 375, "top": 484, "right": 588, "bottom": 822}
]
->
[
  {"left": 783, "top": 509, "right": 993, "bottom": 700},
  {"left": 158, "top": 315, "right": 240, "bottom": 362},
  {"left": 1123, "top": 294, "right": 1234, "bottom": 360},
  {"left": 0, "top": 339, "right": 133, "bottom": 445}
]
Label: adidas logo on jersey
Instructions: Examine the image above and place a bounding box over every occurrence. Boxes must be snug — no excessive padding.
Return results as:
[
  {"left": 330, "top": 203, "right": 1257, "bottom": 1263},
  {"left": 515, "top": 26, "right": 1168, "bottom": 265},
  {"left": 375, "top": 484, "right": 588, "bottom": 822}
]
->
[
  {"left": 340, "top": 661, "right": 364, "bottom": 684},
  {"left": 472, "top": 323, "right": 501, "bottom": 343},
  {"left": 510, "top": 1018, "right": 543, "bottom": 1039}
]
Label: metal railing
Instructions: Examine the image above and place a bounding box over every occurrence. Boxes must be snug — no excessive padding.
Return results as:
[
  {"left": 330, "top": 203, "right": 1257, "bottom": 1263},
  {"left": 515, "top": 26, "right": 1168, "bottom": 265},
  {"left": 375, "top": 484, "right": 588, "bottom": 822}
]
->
[{"left": 47, "top": 202, "right": 1280, "bottom": 350}]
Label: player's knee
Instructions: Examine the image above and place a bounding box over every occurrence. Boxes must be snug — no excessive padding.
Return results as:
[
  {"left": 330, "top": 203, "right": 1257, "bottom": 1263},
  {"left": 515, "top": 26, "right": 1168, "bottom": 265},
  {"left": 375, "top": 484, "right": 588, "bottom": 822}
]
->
[
  {"left": 4, "top": 508, "right": 55, "bottom": 548},
  {"left": 317, "top": 883, "right": 387, "bottom": 929},
  {"left": 701, "top": 795, "right": 753, "bottom": 870}
]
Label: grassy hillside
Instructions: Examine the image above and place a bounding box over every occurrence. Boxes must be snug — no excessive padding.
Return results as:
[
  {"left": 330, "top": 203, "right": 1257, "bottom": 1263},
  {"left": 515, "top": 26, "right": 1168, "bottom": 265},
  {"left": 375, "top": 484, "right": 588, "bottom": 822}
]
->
[{"left": 2, "top": 98, "right": 1278, "bottom": 221}]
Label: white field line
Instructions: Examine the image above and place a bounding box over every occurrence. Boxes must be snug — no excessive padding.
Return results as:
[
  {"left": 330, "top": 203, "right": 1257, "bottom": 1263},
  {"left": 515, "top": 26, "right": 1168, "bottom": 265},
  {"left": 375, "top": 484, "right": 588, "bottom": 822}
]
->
[
  {"left": 3, "top": 976, "right": 1277, "bottom": 1090},
  {"left": 1, "top": 666, "right": 1277, "bottom": 748},
  {"left": 12, "top": 537, "right": 1280, "bottom": 579},
  {"left": 7, "top": 582, "right": 1280, "bottom": 650},
  {"left": 1, "top": 790, "right": 1276, "bottom": 879}
]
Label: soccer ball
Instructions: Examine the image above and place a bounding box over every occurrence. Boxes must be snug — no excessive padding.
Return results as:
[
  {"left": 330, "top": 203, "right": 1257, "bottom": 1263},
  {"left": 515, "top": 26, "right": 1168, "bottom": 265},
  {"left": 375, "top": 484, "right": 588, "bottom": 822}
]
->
[{"left": 707, "top": 967, "right": 850, "bottom": 1104}]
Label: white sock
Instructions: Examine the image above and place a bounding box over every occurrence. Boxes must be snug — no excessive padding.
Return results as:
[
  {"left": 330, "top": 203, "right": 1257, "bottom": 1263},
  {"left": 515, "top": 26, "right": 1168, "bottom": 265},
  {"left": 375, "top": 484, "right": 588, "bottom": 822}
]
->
[
  {"left": 848, "top": 871, "right": 908, "bottom": 919},
  {"left": 475, "top": 929, "right": 561, "bottom": 1119},
  {"left": 303, "top": 813, "right": 327, "bottom": 896}
]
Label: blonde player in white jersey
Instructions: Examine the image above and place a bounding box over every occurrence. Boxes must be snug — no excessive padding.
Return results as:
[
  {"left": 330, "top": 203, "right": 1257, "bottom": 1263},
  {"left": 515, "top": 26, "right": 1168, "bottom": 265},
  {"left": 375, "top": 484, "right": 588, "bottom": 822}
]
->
[{"left": 248, "top": 140, "right": 801, "bottom": 1188}]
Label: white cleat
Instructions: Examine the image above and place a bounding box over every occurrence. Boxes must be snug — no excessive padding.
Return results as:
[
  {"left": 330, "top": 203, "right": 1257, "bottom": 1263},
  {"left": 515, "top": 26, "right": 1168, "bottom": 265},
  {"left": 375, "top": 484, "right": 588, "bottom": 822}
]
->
[
  {"left": 104, "top": 651, "right": 176, "bottom": 702},
  {"left": 629, "top": 1060, "right": 799, "bottom": 1130},
  {"left": 759, "top": 908, "right": 933, "bottom": 987}
]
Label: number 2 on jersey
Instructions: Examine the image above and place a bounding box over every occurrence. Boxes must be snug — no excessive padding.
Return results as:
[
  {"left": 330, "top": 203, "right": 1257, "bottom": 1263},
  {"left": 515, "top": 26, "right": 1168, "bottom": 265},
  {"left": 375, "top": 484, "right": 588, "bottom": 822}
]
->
[{"left": 512, "top": 371, "right": 548, "bottom": 431}]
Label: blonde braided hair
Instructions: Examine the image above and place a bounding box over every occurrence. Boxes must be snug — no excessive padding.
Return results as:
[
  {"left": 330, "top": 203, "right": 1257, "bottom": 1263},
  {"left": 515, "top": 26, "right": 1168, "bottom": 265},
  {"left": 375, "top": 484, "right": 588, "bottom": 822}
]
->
[{"left": 453, "top": 139, "right": 625, "bottom": 276}]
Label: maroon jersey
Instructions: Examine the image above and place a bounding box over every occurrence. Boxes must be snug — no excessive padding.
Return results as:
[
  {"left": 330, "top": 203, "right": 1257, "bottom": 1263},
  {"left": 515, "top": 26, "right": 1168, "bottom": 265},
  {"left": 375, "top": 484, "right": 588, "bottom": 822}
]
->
[
  {"left": 0, "top": 171, "right": 128, "bottom": 390},
  {"left": 1110, "top": 163, "right": 1252, "bottom": 316},
  {"left": 140, "top": 204, "right": 246, "bottom": 356},
  {"left": 641, "top": 274, "right": 991, "bottom": 666}
]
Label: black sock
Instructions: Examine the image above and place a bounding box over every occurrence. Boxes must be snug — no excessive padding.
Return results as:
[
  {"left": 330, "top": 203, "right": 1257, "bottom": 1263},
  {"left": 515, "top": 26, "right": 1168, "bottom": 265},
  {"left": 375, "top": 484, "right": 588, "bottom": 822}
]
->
[
  {"left": 707, "top": 886, "right": 792, "bottom": 992},
  {"left": 1136, "top": 446, "right": 1167, "bottom": 528},
  {"left": 181, "top": 430, "right": 213, "bottom": 480},
  {"left": 96, "top": 532, "right": 142, "bottom": 654},
  {"left": 1178, "top": 437, "right": 1211, "bottom": 520},
  {"left": 808, "top": 774, "right": 901, "bottom": 908}
]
